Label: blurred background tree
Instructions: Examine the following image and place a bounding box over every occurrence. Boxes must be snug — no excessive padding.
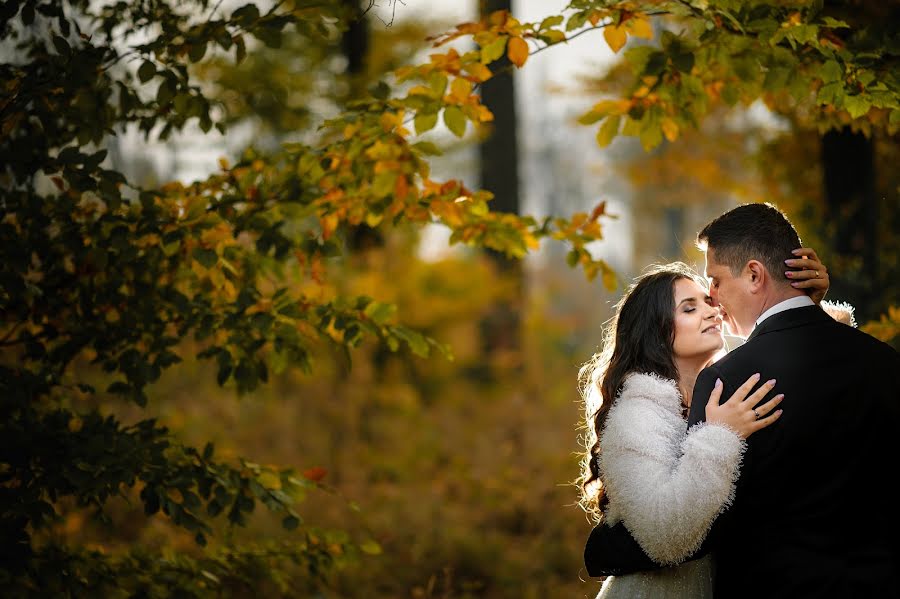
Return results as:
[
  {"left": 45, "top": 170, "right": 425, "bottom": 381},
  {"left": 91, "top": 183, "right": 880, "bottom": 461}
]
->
[{"left": 2, "top": 0, "right": 898, "bottom": 598}]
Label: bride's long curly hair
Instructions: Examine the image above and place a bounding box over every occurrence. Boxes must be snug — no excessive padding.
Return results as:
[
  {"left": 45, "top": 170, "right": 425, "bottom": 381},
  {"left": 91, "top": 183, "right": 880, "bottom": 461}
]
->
[{"left": 577, "top": 262, "right": 706, "bottom": 522}]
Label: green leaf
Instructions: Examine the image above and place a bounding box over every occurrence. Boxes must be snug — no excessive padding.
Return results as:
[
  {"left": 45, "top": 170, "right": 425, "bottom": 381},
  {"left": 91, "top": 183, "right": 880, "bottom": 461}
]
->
[
  {"left": 595, "top": 116, "right": 621, "bottom": 147},
  {"left": 193, "top": 248, "right": 218, "bottom": 268},
  {"left": 52, "top": 35, "right": 70, "bottom": 56},
  {"left": 231, "top": 3, "right": 260, "bottom": 24},
  {"left": 188, "top": 42, "right": 207, "bottom": 63},
  {"left": 370, "top": 81, "right": 390, "bottom": 100},
  {"left": 443, "top": 105, "right": 467, "bottom": 138},
  {"left": 428, "top": 72, "right": 448, "bottom": 97},
  {"left": 844, "top": 95, "right": 871, "bottom": 118},
  {"left": 480, "top": 36, "right": 507, "bottom": 64},
  {"left": 138, "top": 60, "right": 156, "bottom": 83},
  {"left": 412, "top": 140, "right": 442, "bottom": 156},
  {"left": 540, "top": 15, "right": 564, "bottom": 29},
  {"left": 670, "top": 51, "right": 694, "bottom": 73},
  {"left": 156, "top": 78, "right": 176, "bottom": 106},
  {"left": 639, "top": 120, "right": 663, "bottom": 150},
  {"left": 414, "top": 111, "right": 438, "bottom": 135},
  {"left": 820, "top": 60, "right": 842, "bottom": 83},
  {"left": 360, "top": 539, "right": 383, "bottom": 555},
  {"left": 393, "top": 327, "right": 430, "bottom": 357},
  {"left": 372, "top": 172, "right": 396, "bottom": 198},
  {"left": 364, "top": 301, "right": 397, "bottom": 325},
  {"left": 816, "top": 81, "right": 842, "bottom": 105}
]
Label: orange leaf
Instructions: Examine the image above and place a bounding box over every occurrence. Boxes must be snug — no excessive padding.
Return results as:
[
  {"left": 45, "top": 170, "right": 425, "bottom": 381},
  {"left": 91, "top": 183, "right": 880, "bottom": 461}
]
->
[
  {"left": 507, "top": 36, "right": 529, "bottom": 68},
  {"left": 603, "top": 24, "right": 627, "bottom": 53},
  {"left": 303, "top": 467, "right": 327, "bottom": 482}
]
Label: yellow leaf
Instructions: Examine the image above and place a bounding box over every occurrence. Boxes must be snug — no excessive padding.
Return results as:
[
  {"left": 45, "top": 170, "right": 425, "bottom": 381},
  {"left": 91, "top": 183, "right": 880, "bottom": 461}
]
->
[
  {"left": 627, "top": 16, "right": 654, "bottom": 40},
  {"left": 603, "top": 24, "right": 627, "bottom": 53},
  {"left": 661, "top": 118, "right": 679, "bottom": 142},
  {"left": 602, "top": 265, "right": 618, "bottom": 291},
  {"left": 507, "top": 36, "right": 529, "bottom": 68},
  {"left": 258, "top": 471, "right": 282, "bottom": 490},
  {"left": 449, "top": 77, "right": 472, "bottom": 103},
  {"left": 463, "top": 61, "right": 493, "bottom": 82},
  {"left": 596, "top": 115, "right": 621, "bottom": 147}
]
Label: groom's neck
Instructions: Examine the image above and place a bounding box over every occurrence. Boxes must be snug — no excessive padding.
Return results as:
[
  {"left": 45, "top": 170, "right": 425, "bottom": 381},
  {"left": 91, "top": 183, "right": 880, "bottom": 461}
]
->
[{"left": 757, "top": 285, "right": 807, "bottom": 317}]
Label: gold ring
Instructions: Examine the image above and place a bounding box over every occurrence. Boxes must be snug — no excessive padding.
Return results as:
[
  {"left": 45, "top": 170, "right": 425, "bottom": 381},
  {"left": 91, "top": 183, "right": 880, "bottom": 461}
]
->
[{"left": 815, "top": 270, "right": 819, "bottom": 278}]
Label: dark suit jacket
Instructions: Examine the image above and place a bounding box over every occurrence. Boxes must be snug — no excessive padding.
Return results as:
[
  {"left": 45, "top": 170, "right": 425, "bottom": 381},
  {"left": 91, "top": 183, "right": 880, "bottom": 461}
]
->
[{"left": 584, "top": 305, "right": 900, "bottom": 599}]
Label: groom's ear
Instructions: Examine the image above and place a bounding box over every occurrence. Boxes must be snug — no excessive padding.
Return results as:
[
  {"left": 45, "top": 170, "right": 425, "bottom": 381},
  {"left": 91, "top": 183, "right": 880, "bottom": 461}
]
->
[{"left": 746, "top": 260, "right": 766, "bottom": 290}]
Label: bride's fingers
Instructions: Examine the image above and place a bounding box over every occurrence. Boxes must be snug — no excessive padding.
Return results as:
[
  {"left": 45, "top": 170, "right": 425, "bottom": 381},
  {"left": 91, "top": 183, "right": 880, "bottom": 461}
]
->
[
  {"left": 742, "top": 378, "right": 777, "bottom": 408},
  {"left": 752, "top": 394, "right": 784, "bottom": 418},
  {"left": 749, "top": 406, "right": 783, "bottom": 431},
  {"left": 784, "top": 257, "right": 825, "bottom": 272},
  {"left": 724, "top": 373, "right": 762, "bottom": 405},
  {"left": 792, "top": 247, "right": 820, "bottom": 262},
  {"left": 706, "top": 378, "right": 724, "bottom": 408}
]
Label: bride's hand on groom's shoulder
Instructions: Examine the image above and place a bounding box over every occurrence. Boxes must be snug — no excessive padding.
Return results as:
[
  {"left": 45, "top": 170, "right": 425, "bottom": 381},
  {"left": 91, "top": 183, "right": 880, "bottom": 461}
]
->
[
  {"left": 784, "top": 247, "right": 829, "bottom": 304},
  {"left": 705, "top": 374, "right": 783, "bottom": 439}
]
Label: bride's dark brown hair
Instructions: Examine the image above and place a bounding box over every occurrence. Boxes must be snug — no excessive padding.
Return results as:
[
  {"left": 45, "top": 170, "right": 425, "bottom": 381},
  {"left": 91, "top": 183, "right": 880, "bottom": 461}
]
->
[{"left": 577, "top": 262, "right": 707, "bottom": 521}]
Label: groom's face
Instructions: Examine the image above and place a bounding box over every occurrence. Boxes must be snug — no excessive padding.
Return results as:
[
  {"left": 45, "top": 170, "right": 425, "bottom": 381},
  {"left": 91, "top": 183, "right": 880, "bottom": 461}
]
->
[{"left": 704, "top": 250, "right": 755, "bottom": 338}]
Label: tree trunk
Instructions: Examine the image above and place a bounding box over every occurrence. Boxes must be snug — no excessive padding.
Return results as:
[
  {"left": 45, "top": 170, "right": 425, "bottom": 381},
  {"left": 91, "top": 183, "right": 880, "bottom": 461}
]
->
[
  {"left": 341, "top": 0, "right": 382, "bottom": 251},
  {"left": 820, "top": 127, "right": 877, "bottom": 315},
  {"left": 477, "top": 0, "right": 523, "bottom": 369}
]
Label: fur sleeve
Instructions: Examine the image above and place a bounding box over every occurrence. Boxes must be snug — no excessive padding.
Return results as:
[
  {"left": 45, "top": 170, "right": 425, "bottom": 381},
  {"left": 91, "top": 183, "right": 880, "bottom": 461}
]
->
[{"left": 599, "top": 385, "right": 746, "bottom": 566}]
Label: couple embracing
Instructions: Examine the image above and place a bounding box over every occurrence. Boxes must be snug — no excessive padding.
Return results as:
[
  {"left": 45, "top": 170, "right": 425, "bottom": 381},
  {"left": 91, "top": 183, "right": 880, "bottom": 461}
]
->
[{"left": 579, "top": 203, "right": 900, "bottom": 598}]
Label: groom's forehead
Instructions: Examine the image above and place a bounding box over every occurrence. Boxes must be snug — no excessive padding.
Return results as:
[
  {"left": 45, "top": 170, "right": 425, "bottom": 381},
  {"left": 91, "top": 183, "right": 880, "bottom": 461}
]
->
[{"left": 703, "top": 250, "right": 726, "bottom": 277}]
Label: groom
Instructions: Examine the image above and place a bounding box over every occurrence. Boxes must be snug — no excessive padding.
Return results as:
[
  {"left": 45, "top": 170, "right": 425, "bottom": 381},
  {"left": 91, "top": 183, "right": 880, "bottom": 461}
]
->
[{"left": 584, "top": 203, "right": 900, "bottom": 598}]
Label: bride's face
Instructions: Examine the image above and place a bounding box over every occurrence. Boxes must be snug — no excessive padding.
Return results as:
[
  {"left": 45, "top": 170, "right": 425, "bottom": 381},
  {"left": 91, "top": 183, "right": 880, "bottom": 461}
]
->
[{"left": 672, "top": 278, "right": 725, "bottom": 361}]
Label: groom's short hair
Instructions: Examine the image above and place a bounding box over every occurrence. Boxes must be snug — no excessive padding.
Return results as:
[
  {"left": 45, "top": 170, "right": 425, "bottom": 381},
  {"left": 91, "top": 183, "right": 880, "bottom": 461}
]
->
[{"left": 697, "top": 202, "right": 801, "bottom": 280}]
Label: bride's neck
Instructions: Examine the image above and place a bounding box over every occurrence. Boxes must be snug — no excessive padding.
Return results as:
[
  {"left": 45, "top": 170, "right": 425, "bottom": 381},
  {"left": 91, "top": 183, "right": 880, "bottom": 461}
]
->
[{"left": 675, "top": 359, "right": 712, "bottom": 409}]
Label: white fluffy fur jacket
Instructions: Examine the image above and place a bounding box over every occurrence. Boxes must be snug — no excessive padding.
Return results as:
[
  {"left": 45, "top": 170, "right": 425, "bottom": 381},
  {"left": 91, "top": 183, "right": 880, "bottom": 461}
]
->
[{"left": 598, "top": 373, "right": 746, "bottom": 566}]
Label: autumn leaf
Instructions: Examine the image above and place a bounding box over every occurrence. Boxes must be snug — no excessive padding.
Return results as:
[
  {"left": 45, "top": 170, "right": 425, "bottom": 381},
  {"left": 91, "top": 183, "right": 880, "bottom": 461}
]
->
[
  {"left": 604, "top": 24, "right": 627, "bottom": 53},
  {"left": 480, "top": 35, "right": 507, "bottom": 64},
  {"left": 302, "top": 467, "right": 327, "bottom": 482},
  {"left": 507, "top": 36, "right": 529, "bottom": 68},
  {"left": 596, "top": 115, "right": 621, "bottom": 147},
  {"left": 443, "top": 105, "right": 467, "bottom": 137},
  {"left": 627, "top": 15, "right": 653, "bottom": 40},
  {"left": 661, "top": 118, "right": 679, "bottom": 142}
]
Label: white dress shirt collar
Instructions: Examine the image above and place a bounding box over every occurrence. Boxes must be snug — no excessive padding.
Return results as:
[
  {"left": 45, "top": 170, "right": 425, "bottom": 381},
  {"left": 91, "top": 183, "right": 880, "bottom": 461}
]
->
[{"left": 755, "top": 295, "right": 815, "bottom": 328}]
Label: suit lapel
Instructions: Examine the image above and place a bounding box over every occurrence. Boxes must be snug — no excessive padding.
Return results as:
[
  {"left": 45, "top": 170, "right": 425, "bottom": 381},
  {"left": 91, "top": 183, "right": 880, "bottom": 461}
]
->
[{"left": 745, "top": 305, "right": 831, "bottom": 343}]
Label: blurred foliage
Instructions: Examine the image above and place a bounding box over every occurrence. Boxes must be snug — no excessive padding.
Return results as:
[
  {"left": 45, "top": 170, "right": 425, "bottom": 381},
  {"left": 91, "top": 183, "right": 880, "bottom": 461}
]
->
[
  {"left": 571, "top": 1, "right": 899, "bottom": 342},
  {"left": 3, "top": 0, "right": 899, "bottom": 596}
]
